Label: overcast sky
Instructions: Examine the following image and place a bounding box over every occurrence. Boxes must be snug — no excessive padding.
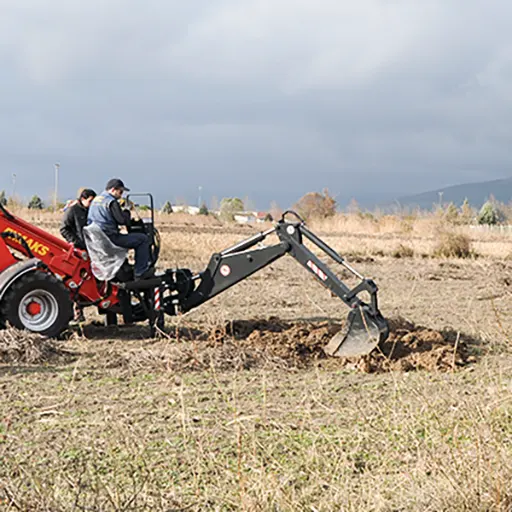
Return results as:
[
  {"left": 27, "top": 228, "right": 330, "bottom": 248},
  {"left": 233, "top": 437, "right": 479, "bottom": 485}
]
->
[{"left": 1, "top": 0, "right": 511, "bottom": 208}]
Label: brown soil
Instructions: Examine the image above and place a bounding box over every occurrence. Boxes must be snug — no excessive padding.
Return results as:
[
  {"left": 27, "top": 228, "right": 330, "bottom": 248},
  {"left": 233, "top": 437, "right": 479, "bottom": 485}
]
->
[{"left": 93, "top": 316, "right": 479, "bottom": 374}]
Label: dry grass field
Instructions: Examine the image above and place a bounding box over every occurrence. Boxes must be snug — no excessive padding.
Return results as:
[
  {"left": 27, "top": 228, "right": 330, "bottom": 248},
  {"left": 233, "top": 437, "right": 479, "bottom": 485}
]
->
[{"left": 1, "top": 211, "right": 512, "bottom": 511}]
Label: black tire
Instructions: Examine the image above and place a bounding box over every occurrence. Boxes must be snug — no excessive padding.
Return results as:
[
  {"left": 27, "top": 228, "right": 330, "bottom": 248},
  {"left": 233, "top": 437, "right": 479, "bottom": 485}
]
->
[{"left": 1, "top": 271, "right": 73, "bottom": 337}]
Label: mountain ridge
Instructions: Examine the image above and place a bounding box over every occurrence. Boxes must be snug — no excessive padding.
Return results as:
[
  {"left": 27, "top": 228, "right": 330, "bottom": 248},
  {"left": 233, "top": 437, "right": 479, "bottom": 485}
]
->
[{"left": 395, "top": 176, "right": 512, "bottom": 210}]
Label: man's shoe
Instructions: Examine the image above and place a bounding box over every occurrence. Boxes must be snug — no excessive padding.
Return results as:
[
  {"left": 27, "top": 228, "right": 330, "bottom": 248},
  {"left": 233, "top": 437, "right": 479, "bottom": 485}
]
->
[{"left": 134, "top": 268, "right": 156, "bottom": 281}]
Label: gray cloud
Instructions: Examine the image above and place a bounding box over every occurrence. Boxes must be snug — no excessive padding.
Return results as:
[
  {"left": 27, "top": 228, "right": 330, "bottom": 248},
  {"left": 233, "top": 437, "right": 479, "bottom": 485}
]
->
[{"left": 1, "top": 0, "right": 512, "bottom": 207}]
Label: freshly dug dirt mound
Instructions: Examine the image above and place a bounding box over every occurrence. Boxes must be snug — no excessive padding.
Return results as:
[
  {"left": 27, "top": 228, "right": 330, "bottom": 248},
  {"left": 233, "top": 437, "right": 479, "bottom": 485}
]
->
[
  {"left": 0, "top": 329, "right": 74, "bottom": 364},
  {"left": 104, "top": 316, "right": 478, "bottom": 374},
  {"left": 370, "top": 317, "right": 477, "bottom": 372},
  {"left": 206, "top": 316, "right": 476, "bottom": 373}
]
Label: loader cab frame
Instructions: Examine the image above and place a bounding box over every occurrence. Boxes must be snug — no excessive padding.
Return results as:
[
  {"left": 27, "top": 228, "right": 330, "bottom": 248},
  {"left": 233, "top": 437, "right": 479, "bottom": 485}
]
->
[{"left": 125, "top": 193, "right": 160, "bottom": 267}]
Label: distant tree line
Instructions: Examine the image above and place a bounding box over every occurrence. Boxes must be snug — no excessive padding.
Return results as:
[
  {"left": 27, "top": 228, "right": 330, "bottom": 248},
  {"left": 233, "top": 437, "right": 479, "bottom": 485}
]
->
[
  {"left": 3, "top": 187, "right": 512, "bottom": 227},
  {"left": 0, "top": 190, "right": 47, "bottom": 210},
  {"left": 433, "top": 196, "right": 508, "bottom": 226}
]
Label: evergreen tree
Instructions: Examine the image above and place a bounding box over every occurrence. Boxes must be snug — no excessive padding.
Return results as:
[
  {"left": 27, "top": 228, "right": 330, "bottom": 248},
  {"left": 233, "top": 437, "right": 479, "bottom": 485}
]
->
[
  {"left": 161, "top": 201, "right": 173, "bottom": 214},
  {"left": 477, "top": 201, "right": 503, "bottom": 225},
  {"left": 28, "top": 195, "right": 44, "bottom": 210}
]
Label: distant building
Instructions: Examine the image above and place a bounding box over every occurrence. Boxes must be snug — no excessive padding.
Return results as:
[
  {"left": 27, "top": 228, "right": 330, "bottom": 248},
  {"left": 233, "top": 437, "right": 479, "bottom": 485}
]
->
[
  {"left": 234, "top": 214, "right": 256, "bottom": 224},
  {"left": 170, "top": 206, "right": 272, "bottom": 222},
  {"left": 256, "top": 211, "right": 273, "bottom": 223},
  {"left": 172, "top": 205, "right": 200, "bottom": 215},
  {"left": 234, "top": 211, "right": 272, "bottom": 224}
]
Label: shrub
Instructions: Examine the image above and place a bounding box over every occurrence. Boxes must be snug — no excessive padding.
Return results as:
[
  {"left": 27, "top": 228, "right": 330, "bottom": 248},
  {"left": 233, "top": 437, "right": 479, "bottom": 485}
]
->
[
  {"left": 0, "top": 190, "right": 7, "bottom": 207},
  {"left": 269, "top": 201, "right": 282, "bottom": 221},
  {"left": 28, "top": 195, "right": 44, "bottom": 210},
  {"left": 50, "top": 202, "right": 65, "bottom": 212},
  {"left": 400, "top": 220, "right": 414, "bottom": 234},
  {"left": 220, "top": 197, "right": 244, "bottom": 221},
  {"left": 199, "top": 203, "right": 209, "bottom": 216},
  {"left": 358, "top": 211, "right": 376, "bottom": 222},
  {"left": 459, "top": 198, "right": 475, "bottom": 225},
  {"left": 6, "top": 197, "right": 23, "bottom": 210},
  {"left": 161, "top": 201, "right": 173, "bottom": 214},
  {"left": 392, "top": 244, "right": 414, "bottom": 258},
  {"left": 477, "top": 201, "right": 504, "bottom": 225},
  {"left": 444, "top": 203, "right": 459, "bottom": 224},
  {"left": 433, "top": 232, "right": 473, "bottom": 258},
  {"left": 294, "top": 189, "right": 337, "bottom": 220}
]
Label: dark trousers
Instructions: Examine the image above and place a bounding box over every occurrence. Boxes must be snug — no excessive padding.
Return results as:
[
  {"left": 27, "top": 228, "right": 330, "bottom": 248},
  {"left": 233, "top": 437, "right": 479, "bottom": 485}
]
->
[{"left": 110, "top": 233, "right": 150, "bottom": 277}]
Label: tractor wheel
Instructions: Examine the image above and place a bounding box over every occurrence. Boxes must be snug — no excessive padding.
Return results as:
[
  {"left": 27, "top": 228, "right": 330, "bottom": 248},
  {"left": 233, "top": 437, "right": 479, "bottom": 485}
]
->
[{"left": 1, "top": 271, "right": 73, "bottom": 337}]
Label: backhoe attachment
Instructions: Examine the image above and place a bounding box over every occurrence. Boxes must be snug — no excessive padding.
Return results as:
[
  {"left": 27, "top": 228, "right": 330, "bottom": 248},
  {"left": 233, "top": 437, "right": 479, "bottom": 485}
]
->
[{"left": 170, "top": 211, "right": 389, "bottom": 358}]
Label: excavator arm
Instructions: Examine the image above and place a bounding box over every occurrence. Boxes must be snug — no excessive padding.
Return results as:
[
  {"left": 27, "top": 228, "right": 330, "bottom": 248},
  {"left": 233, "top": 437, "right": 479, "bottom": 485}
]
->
[{"left": 165, "top": 212, "right": 389, "bottom": 357}]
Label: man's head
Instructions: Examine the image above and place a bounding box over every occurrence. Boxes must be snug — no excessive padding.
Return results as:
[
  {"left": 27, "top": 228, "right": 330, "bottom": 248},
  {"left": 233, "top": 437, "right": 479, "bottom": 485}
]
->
[
  {"left": 106, "top": 178, "right": 130, "bottom": 199},
  {"left": 79, "top": 189, "right": 97, "bottom": 208}
]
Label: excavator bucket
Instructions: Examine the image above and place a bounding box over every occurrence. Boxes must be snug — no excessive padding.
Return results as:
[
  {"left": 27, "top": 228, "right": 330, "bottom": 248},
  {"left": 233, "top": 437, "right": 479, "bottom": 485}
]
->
[{"left": 324, "top": 306, "right": 389, "bottom": 358}]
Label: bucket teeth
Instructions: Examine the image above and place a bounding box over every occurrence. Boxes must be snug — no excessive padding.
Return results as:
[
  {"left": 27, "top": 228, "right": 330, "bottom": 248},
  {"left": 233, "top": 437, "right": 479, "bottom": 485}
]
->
[{"left": 324, "top": 307, "right": 389, "bottom": 358}]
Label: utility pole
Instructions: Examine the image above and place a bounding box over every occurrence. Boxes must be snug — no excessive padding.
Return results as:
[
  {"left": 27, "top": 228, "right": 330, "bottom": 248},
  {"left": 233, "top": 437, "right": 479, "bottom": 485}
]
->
[
  {"left": 198, "top": 185, "right": 203, "bottom": 207},
  {"left": 54, "top": 163, "right": 60, "bottom": 211},
  {"left": 11, "top": 173, "right": 16, "bottom": 198}
]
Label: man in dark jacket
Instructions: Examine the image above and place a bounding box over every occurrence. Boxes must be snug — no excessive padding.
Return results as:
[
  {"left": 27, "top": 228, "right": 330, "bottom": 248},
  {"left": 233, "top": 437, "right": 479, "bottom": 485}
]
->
[
  {"left": 60, "top": 188, "right": 97, "bottom": 249},
  {"left": 60, "top": 188, "right": 96, "bottom": 323}
]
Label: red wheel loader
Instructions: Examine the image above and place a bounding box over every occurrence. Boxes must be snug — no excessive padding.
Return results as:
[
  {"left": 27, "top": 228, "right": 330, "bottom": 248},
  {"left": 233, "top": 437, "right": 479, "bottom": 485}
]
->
[{"left": 0, "top": 196, "right": 388, "bottom": 357}]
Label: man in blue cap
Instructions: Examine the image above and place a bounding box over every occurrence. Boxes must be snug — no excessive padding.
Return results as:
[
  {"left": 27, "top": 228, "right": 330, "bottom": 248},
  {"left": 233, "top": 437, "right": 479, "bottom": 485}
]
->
[{"left": 88, "top": 178, "right": 153, "bottom": 280}]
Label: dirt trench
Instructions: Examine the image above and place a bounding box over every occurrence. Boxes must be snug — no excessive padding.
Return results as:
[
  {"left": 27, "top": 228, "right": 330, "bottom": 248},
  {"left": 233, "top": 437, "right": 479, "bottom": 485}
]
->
[{"left": 90, "top": 316, "right": 479, "bottom": 374}]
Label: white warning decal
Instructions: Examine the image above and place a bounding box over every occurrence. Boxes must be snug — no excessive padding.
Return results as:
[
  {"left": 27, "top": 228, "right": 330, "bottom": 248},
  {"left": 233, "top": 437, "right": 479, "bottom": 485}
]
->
[{"left": 220, "top": 264, "right": 231, "bottom": 277}]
